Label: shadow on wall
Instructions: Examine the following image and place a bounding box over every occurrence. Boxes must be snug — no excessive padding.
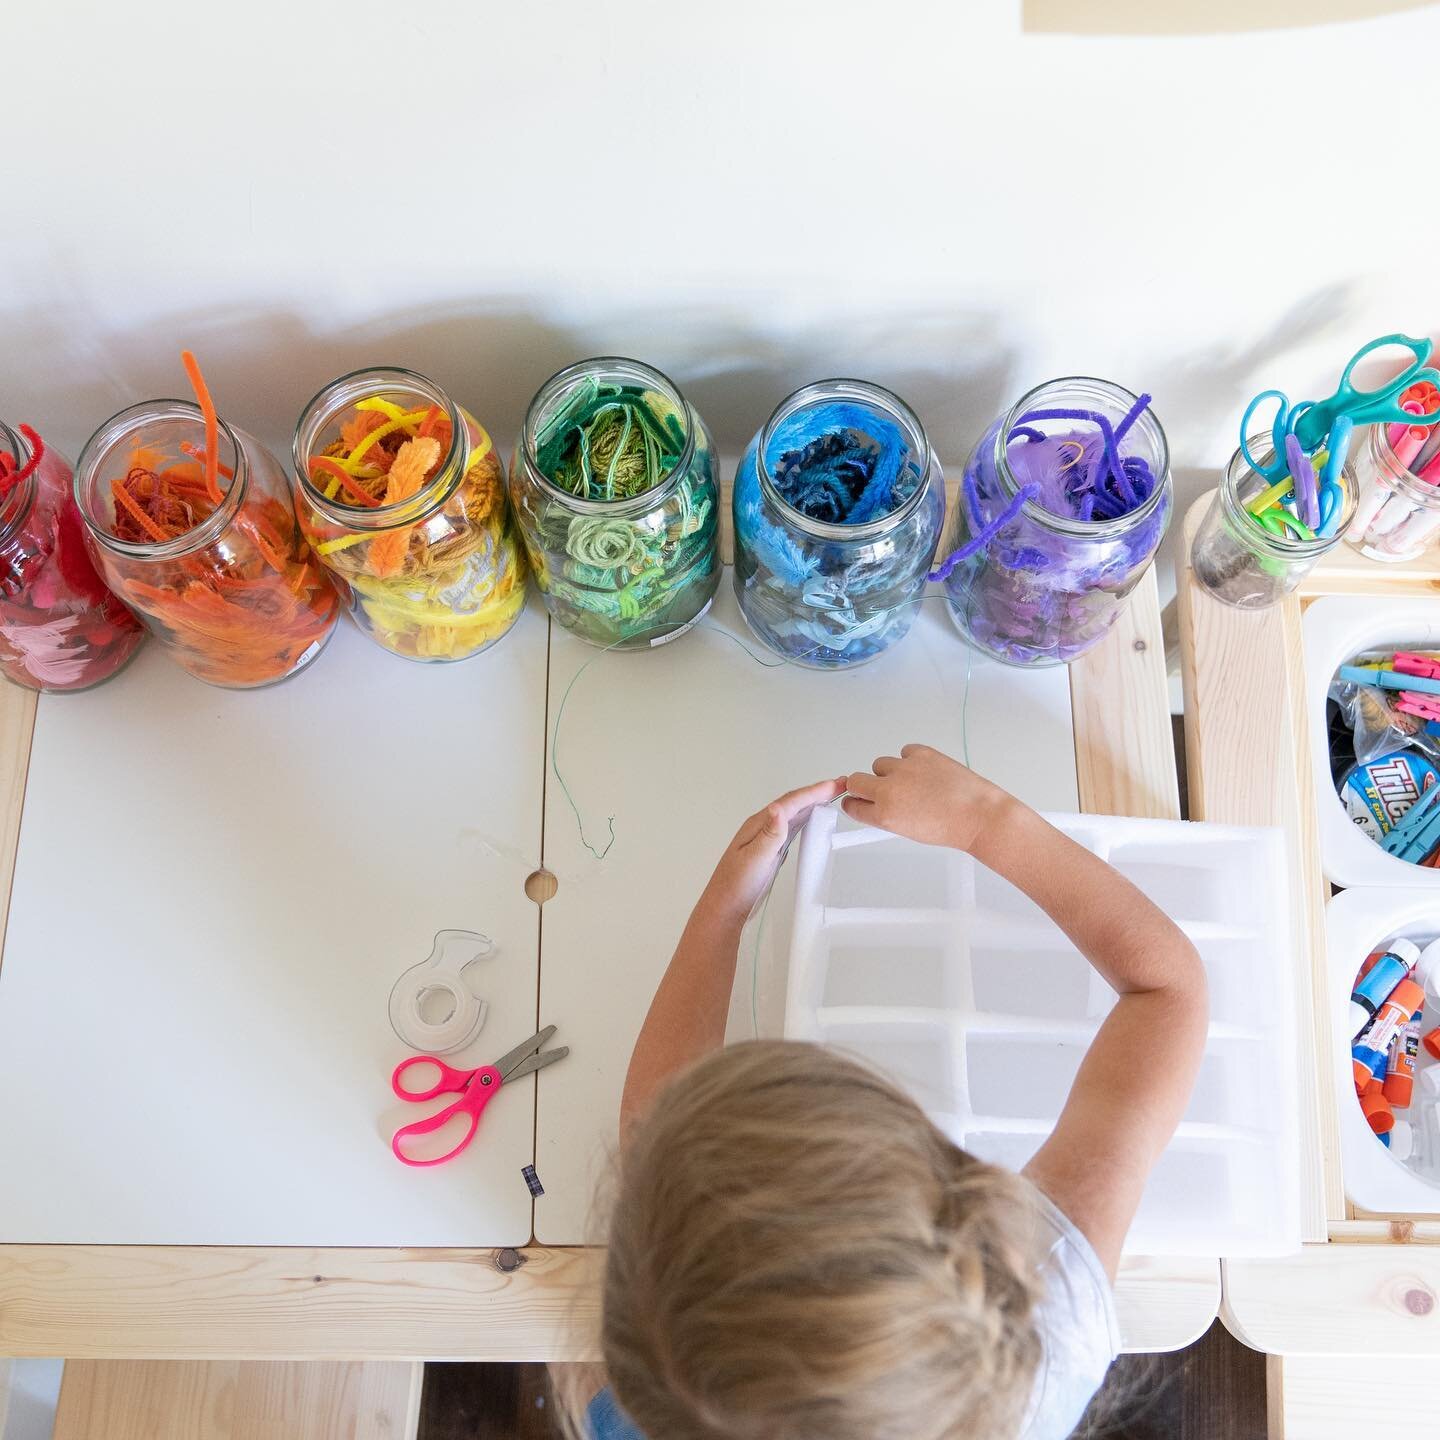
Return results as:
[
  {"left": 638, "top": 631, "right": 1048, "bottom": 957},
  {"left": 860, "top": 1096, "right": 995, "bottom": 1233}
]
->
[
  {"left": 0, "top": 295, "right": 1017, "bottom": 477},
  {"left": 1025, "top": 0, "right": 1439, "bottom": 33}
]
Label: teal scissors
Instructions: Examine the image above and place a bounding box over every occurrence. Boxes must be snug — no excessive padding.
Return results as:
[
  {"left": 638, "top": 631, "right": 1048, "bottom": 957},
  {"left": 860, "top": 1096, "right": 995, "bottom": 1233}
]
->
[{"left": 1241, "top": 333, "right": 1440, "bottom": 480}]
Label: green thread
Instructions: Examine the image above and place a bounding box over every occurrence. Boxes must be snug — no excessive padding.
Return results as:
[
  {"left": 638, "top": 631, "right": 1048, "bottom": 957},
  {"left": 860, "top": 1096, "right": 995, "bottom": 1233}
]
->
[{"left": 542, "top": 384, "right": 686, "bottom": 502}]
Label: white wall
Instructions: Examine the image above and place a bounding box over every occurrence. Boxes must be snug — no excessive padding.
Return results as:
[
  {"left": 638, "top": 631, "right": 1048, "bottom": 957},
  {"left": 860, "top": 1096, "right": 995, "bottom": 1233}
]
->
[{"left": 4, "top": 0, "right": 1438, "bottom": 587}]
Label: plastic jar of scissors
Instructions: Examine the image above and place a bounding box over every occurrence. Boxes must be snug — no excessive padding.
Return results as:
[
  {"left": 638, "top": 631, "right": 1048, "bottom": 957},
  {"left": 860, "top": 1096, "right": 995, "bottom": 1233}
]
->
[
  {"left": 1193, "top": 334, "right": 1439, "bottom": 609},
  {"left": 1345, "top": 381, "right": 1440, "bottom": 562}
]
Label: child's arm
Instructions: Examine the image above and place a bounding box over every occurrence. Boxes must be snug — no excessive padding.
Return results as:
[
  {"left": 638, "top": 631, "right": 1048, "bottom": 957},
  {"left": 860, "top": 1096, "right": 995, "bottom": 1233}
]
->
[
  {"left": 846, "top": 745, "right": 1207, "bottom": 1278},
  {"left": 620, "top": 777, "right": 846, "bottom": 1138}
]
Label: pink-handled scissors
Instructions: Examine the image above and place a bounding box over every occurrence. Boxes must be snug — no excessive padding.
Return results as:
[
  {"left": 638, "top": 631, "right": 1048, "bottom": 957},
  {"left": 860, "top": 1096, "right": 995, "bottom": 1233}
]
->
[{"left": 391, "top": 1025, "right": 569, "bottom": 1167}]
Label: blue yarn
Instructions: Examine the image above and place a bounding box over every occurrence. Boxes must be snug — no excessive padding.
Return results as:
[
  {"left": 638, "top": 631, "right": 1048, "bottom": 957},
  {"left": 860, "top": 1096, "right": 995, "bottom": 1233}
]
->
[{"left": 760, "top": 401, "right": 915, "bottom": 525}]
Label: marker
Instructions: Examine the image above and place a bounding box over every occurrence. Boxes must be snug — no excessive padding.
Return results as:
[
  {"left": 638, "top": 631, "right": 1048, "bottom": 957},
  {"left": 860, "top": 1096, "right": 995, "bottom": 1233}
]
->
[{"left": 1351, "top": 939, "right": 1420, "bottom": 1037}]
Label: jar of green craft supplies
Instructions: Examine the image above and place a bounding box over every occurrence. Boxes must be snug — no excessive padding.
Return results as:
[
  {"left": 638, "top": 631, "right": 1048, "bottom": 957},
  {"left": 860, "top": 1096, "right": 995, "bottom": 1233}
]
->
[
  {"left": 509, "top": 358, "right": 721, "bottom": 649},
  {"left": 733, "top": 380, "right": 944, "bottom": 668},
  {"left": 1191, "top": 439, "right": 1358, "bottom": 610}
]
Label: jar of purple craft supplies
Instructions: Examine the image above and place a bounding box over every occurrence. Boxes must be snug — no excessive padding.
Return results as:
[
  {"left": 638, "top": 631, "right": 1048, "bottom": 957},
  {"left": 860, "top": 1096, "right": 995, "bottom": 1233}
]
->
[{"left": 937, "top": 378, "right": 1171, "bottom": 667}]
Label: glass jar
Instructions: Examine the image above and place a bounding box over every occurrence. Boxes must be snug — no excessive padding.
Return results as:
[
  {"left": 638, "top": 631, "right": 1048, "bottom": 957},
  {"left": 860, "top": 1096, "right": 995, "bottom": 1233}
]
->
[
  {"left": 293, "top": 368, "right": 527, "bottom": 663},
  {"left": 75, "top": 402, "right": 340, "bottom": 688},
  {"left": 1192, "top": 440, "right": 1358, "bottom": 609},
  {"left": 1345, "top": 423, "right": 1440, "bottom": 562},
  {"left": 733, "top": 380, "right": 945, "bottom": 668},
  {"left": 0, "top": 421, "right": 143, "bottom": 692},
  {"left": 942, "top": 378, "right": 1172, "bottom": 667},
  {"left": 509, "top": 358, "right": 720, "bottom": 649}
]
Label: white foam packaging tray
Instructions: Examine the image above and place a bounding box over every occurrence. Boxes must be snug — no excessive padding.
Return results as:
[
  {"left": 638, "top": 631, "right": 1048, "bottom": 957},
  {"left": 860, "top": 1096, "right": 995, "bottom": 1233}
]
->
[
  {"left": 1302, "top": 595, "right": 1440, "bottom": 1214},
  {"left": 1304, "top": 595, "right": 1440, "bottom": 891},
  {"left": 782, "top": 806, "right": 1302, "bottom": 1258},
  {"left": 1326, "top": 888, "right": 1440, "bottom": 1214}
]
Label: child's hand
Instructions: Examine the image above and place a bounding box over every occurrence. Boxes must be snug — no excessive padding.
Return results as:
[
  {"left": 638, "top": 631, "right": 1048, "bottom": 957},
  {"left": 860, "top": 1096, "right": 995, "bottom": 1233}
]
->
[
  {"left": 702, "top": 777, "right": 847, "bottom": 923},
  {"left": 844, "top": 744, "right": 1015, "bottom": 853}
]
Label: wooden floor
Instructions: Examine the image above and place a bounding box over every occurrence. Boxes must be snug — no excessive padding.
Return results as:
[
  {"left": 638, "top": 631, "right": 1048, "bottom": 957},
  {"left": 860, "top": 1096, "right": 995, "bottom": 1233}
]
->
[{"left": 417, "top": 1319, "right": 1267, "bottom": 1439}]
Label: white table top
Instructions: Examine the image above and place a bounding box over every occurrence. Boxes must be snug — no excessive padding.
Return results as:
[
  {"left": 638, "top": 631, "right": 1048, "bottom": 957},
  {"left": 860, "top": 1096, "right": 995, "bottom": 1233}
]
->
[
  {"left": 0, "top": 610, "right": 549, "bottom": 1246},
  {"left": 0, "top": 574, "right": 1076, "bottom": 1250},
  {"left": 533, "top": 578, "right": 1078, "bottom": 1243}
]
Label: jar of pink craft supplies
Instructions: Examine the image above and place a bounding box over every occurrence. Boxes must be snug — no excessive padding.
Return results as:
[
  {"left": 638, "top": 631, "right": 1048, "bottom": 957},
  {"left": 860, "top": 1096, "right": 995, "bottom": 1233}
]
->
[
  {"left": 938, "top": 378, "right": 1171, "bottom": 667},
  {"left": 1345, "top": 422, "right": 1440, "bottom": 563}
]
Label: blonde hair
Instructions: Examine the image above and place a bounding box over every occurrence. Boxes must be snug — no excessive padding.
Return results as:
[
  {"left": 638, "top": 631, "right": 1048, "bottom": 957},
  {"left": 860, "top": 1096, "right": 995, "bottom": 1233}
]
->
[{"left": 556, "top": 1039, "right": 1047, "bottom": 1440}]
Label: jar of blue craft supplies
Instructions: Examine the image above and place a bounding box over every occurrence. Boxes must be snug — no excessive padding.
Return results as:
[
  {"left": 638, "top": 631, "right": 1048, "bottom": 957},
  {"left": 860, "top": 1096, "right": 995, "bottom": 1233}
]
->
[
  {"left": 940, "top": 378, "right": 1171, "bottom": 667},
  {"left": 733, "top": 381, "right": 944, "bottom": 668},
  {"left": 1191, "top": 440, "right": 1357, "bottom": 610},
  {"left": 509, "top": 358, "right": 720, "bottom": 650}
]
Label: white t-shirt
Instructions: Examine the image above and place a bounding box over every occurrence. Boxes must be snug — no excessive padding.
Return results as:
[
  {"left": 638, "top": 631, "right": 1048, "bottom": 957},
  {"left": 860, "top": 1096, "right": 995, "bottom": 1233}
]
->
[{"left": 1022, "top": 1186, "right": 1122, "bottom": 1439}]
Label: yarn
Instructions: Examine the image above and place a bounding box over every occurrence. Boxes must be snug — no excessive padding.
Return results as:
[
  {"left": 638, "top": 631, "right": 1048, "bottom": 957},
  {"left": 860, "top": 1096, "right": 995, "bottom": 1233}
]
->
[
  {"left": 0, "top": 424, "right": 143, "bottom": 692},
  {"left": 940, "top": 384, "right": 1171, "bottom": 667},
  {"left": 296, "top": 387, "right": 526, "bottom": 663},
  {"left": 511, "top": 368, "right": 720, "bottom": 650},
  {"left": 733, "top": 395, "right": 944, "bottom": 668},
  {"left": 79, "top": 353, "right": 338, "bottom": 688}
]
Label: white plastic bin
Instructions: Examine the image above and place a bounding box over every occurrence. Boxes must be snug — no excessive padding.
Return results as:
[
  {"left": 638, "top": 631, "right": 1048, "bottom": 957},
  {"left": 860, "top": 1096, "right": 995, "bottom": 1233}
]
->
[
  {"left": 1326, "top": 888, "right": 1440, "bottom": 1214},
  {"left": 1303, "top": 595, "right": 1440, "bottom": 890},
  {"left": 781, "top": 806, "right": 1301, "bottom": 1258}
]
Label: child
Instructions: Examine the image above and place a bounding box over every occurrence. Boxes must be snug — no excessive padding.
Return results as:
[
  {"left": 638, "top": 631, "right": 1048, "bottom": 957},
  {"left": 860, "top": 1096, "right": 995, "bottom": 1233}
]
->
[{"left": 562, "top": 744, "right": 1207, "bottom": 1440}]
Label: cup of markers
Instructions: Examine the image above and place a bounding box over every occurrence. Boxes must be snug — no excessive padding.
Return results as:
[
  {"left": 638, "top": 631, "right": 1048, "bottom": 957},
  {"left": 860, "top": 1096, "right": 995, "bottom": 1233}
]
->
[
  {"left": 1345, "top": 379, "right": 1440, "bottom": 562},
  {"left": 1349, "top": 937, "right": 1440, "bottom": 1176}
]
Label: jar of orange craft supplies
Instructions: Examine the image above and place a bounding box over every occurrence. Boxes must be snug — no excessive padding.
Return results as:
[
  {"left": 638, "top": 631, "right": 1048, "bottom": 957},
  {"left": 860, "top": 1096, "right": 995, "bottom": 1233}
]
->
[
  {"left": 74, "top": 364, "right": 340, "bottom": 688},
  {"left": 0, "top": 420, "right": 144, "bottom": 692},
  {"left": 292, "top": 368, "right": 526, "bottom": 663}
]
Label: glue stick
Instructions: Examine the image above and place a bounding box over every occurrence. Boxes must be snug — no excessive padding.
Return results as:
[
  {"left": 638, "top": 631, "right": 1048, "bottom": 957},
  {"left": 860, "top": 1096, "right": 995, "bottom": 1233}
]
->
[
  {"left": 1362, "top": 1085, "right": 1396, "bottom": 1134},
  {"left": 1384, "top": 1011, "right": 1423, "bottom": 1108},
  {"left": 1424, "top": 1025, "right": 1440, "bottom": 1061},
  {"left": 1359, "top": 977, "right": 1426, "bottom": 1056},
  {"left": 1353, "top": 1043, "right": 1389, "bottom": 1090},
  {"left": 1351, "top": 940, "right": 1420, "bottom": 1037}
]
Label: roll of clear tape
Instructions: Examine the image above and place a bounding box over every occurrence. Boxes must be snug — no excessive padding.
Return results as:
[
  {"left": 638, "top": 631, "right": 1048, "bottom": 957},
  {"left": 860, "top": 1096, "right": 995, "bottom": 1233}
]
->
[{"left": 389, "top": 929, "right": 495, "bottom": 1054}]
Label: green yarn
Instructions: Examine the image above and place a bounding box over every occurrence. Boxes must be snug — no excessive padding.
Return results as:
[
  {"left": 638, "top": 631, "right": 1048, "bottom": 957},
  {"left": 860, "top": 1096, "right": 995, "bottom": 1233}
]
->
[{"left": 538, "top": 381, "right": 687, "bottom": 501}]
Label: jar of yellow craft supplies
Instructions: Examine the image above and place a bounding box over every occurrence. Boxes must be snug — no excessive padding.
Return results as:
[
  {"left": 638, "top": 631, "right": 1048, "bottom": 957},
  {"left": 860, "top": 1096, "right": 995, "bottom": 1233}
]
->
[{"left": 292, "top": 368, "right": 527, "bottom": 662}]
